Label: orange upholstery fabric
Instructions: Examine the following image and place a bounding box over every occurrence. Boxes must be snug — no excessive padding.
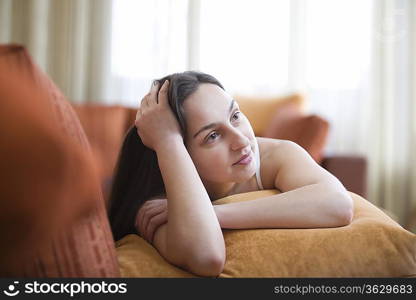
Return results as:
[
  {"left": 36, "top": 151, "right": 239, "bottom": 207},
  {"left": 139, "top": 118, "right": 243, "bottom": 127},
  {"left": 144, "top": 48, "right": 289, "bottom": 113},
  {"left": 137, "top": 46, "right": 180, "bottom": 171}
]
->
[
  {"left": 0, "top": 49, "right": 95, "bottom": 274},
  {"left": 263, "top": 102, "right": 329, "bottom": 163},
  {"left": 116, "top": 235, "right": 197, "bottom": 278},
  {"left": 235, "top": 93, "right": 305, "bottom": 136},
  {"left": 0, "top": 44, "right": 120, "bottom": 277},
  {"left": 115, "top": 190, "right": 416, "bottom": 278},
  {"left": 235, "top": 93, "right": 329, "bottom": 163},
  {"left": 125, "top": 107, "right": 139, "bottom": 130},
  {"left": 321, "top": 155, "right": 367, "bottom": 198},
  {"left": 71, "top": 104, "right": 130, "bottom": 206}
]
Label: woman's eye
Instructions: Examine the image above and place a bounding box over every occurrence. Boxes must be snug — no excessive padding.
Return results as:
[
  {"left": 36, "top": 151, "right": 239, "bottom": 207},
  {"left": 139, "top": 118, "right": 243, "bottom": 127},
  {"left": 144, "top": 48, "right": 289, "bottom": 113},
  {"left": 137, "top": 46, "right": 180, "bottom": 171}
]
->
[
  {"left": 204, "top": 112, "right": 241, "bottom": 143},
  {"left": 232, "top": 111, "right": 241, "bottom": 121},
  {"left": 206, "top": 132, "right": 219, "bottom": 142}
]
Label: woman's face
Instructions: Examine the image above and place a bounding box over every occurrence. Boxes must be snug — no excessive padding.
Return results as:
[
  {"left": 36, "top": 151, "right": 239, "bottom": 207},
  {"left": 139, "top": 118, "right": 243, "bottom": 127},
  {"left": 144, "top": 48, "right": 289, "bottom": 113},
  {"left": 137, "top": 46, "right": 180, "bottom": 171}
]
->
[{"left": 184, "top": 83, "right": 257, "bottom": 184}]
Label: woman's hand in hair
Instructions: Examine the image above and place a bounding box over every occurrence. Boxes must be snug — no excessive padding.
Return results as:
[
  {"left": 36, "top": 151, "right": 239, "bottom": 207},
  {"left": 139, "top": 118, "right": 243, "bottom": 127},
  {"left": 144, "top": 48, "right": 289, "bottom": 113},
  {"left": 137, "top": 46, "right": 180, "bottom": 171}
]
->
[
  {"left": 135, "top": 198, "right": 168, "bottom": 244},
  {"left": 135, "top": 80, "right": 183, "bottom": 152}
]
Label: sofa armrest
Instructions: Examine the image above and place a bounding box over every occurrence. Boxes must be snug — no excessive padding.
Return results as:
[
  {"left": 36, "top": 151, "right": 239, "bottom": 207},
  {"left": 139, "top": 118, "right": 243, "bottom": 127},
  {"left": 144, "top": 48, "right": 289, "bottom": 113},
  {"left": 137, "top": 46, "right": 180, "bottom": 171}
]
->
[{"left": 321, "top": 155, "right": 367, "bottom": 198}]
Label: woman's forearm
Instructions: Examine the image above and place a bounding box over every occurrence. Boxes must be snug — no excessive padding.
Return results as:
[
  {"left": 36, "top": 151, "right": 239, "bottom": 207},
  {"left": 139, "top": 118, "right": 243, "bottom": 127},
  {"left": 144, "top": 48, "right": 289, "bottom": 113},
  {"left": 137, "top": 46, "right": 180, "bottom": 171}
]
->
[
  {"left": 155, "top": 138, "right": 225, "bottom": 266},
  {"left": 214, "top": 183, "right": 353, "bottom": 229}
]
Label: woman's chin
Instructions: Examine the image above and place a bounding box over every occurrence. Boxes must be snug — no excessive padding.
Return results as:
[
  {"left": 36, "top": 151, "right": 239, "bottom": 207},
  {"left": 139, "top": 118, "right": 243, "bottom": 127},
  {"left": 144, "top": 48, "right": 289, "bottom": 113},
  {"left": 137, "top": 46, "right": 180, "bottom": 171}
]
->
[{"left": 232, "top": 168, "right": 256, "bottom": 183}]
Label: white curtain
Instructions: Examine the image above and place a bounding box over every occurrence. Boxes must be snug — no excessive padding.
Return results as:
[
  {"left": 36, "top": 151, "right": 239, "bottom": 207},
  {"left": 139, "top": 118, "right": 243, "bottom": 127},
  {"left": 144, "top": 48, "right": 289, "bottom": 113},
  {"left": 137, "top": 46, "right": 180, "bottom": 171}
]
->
[
  {"left": 0, "top": 0, "right": 114, "bottom": 103},
  {"left": 411, "top": 2, "right": 416, "bottom": 232},
  {"left": 0, "top": 0, "right": 188, "bottom": 105},
  {"left": 196, "top": 0, "right": 416, "bottom": 231},
  {"left": 369, "top": 0, "right": 416, "bottom": 229}
]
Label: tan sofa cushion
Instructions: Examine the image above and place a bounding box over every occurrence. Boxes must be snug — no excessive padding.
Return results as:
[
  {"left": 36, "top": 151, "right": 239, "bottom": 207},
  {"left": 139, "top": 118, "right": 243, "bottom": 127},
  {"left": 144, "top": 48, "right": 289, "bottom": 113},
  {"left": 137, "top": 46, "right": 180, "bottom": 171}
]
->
[
  {"left": 116, "top": 235, "right": 197, "bottom": 278},
  {"left": 115, "top": 190, "right": 416, "bottom": 277},
  {"left": 0, "top": 44, "right": 120, "bottom": 277}
]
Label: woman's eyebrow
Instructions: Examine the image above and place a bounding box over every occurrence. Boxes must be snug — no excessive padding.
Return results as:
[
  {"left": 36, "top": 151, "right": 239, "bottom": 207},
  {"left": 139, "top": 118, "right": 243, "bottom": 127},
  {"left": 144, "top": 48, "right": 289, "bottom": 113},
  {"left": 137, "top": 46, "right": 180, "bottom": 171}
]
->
[{"left": 193, "top": 99, "right": 236, "bottom": 139}]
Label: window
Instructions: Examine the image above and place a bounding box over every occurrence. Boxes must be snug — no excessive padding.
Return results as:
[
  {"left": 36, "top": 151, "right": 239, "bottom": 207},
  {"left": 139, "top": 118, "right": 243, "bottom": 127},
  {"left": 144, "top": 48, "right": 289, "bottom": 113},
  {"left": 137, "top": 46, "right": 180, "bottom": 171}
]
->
[
  {"left": 110, "top": 0, "right": 188, "bottom": 105},
  {"left": 199, "top": 0, "right": 290, "bottom": 96},
  {"left": 304, "top": 0, "right": 372, "bottom": 90}
]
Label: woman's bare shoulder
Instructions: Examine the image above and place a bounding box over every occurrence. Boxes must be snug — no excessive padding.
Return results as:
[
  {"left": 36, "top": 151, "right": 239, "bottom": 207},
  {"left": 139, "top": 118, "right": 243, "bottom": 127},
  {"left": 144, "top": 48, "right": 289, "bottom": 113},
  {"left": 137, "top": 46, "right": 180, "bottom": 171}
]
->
[
  {"left": 255, "top": 137, "right": 293, "bottom": 190},
  {"left": 256, "top": 137, "right": 296, "bottom": 189},
  {"left": 256, "top": 137, "right": 292, "bottom": 159}
]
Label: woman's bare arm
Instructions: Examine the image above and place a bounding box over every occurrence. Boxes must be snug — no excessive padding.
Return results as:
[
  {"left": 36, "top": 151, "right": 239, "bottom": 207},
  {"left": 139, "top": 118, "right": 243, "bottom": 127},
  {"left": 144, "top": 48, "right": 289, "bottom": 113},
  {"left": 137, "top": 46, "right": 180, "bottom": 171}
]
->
[
  {"left": 152, "top": 137, "right": 225, "bottom": 276},
  {"left": 213, "top": 140, "right": 353, "bottom": 229},
  {"left": 135, "top": 81, "right": 225, "bottom": 276}
]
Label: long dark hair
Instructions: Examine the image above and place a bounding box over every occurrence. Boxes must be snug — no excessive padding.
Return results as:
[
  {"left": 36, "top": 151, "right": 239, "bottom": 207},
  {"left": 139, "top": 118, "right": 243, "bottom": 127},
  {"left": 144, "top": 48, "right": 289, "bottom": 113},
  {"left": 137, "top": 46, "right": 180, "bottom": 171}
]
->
[{"left": 108, "top": 71, "right": 224, "bottom": 242}]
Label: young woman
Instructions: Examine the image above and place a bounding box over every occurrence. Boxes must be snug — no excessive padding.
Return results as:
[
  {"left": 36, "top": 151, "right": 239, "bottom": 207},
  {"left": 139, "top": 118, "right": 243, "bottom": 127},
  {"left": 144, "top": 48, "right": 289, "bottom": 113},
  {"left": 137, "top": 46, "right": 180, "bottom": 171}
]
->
[{"left": 108, "top": 71, "right": 353, "bottom": 277}]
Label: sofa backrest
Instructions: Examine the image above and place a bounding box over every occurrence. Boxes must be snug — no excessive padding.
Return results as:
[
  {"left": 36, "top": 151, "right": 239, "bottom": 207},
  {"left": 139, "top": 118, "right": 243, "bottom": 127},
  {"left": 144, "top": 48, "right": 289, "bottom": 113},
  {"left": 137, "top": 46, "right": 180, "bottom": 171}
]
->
[
  {"left": 71, "top": 104, "right": 136, "bottom": 207},
  {"left": 235, "top": 93, "right": 305, "bottom": 136}
]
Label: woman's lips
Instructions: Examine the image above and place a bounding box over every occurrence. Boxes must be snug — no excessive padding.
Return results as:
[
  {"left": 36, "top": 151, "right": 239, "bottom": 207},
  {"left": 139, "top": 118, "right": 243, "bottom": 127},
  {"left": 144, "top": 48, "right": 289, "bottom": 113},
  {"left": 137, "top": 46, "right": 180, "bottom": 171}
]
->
[{"left": 233, "top": 152, "right": 253, "bottom": 165}]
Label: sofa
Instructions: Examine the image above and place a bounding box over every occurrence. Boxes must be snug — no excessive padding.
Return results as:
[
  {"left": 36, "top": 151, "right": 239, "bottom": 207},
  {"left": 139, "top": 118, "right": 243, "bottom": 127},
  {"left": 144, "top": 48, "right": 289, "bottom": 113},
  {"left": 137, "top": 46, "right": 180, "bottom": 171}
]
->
[{"left": 1, "top": 44, "right": 415, "bottom": 278}]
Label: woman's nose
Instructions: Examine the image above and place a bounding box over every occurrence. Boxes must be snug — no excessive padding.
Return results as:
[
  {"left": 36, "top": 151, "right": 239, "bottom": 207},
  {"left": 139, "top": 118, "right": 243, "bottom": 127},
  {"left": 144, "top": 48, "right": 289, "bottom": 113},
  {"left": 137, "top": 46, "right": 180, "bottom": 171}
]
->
[{"left": 230, "top": 129, "right": 250, "bottom": 151}]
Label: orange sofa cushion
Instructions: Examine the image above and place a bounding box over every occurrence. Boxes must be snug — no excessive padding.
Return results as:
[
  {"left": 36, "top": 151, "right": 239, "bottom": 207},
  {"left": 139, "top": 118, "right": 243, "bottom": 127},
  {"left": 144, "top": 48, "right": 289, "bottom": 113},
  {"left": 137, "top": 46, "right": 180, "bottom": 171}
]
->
[
  {"left": 0, "top": 44, "right": 120, "bottom": 277},
  {"left": 115, "top": 190, "right": 416, "bottom": 277},
  {"left": 235, "top": 93, "right": 305, "bottom": 137}
]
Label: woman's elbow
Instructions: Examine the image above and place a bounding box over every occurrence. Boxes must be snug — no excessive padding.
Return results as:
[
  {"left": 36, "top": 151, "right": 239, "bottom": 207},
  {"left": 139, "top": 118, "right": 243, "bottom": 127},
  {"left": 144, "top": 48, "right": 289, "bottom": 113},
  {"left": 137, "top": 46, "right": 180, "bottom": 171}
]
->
[
  {"left": 333, "top": 191, "right": 354, "bottom": 226},
  {"left": 323, "top": 188, "right": 353, "bottom": 227},
  {"left": 338, "top": 207, "right": 353, "bottom": 226},
  {"left": 187, "top": 252, "right": 225, "bottom": 277}
]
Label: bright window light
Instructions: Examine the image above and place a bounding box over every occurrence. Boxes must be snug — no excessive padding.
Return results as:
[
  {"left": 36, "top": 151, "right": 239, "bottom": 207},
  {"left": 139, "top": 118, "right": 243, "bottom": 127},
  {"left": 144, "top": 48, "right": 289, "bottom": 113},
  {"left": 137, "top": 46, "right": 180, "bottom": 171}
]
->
[
  {"left": 200, "top": 0, "right": 290, "bottom": 96},
  {"left": 305, "top": 0, "right": 372, "bottom": 89},
  {"left": 111, "top": 0, "right": 188, "bottom": 78}
]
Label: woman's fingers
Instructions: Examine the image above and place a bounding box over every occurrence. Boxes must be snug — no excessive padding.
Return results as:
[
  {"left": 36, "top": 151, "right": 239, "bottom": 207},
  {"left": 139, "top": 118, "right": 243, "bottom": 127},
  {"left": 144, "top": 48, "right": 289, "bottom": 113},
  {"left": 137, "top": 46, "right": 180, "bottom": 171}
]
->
[
  {"left": 136, "top": 199, "right": 167, "bottom": 238},
  {"left": 137, "top": 200, "right": 158, "bottom": 235},
  {"left": 145, "top": 210, "right": 168, "bottom": 244},
  {"left": 136, "top": 200, "right": 155, "bottom": 231},
  {"left": 141, "top": 96, "right": 150, "bottom": 108},
  {"left": 143, "top": 203, "right": 166, "bottom": 233},
  {"left": 148, "top": 81, "right": 160, "bottom": 104},
  {"left": 139, "top": 203, "right": 166, "bottom": 237},
  {"left": 135, "top": 106, "right": 142, "bottom": 125},
  {"left": 139, "top": 82, "right": 157, "bottom": 111},
  {"left": 138, "top": 80, "right": 163, "bottom": 110},
  {"left": 158, "top": 80, "right": 169, "bottom": 105},
  {"left": 134, "top": 78, "right": 181, "bottom": 150}
]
